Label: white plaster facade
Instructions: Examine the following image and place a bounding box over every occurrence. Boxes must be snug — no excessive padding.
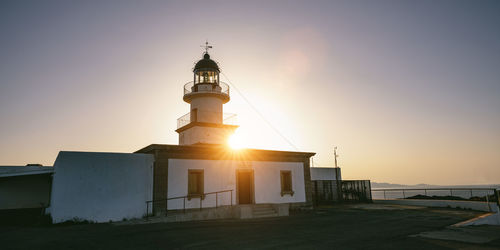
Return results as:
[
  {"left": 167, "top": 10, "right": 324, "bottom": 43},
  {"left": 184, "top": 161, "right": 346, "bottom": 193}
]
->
[
  {"left": 310, "top": 167, "right": 342, "bottom": 181},
  {"left": 190, "top": 95, "right": 224, "bottom": 123},
  {"left": 179, "top": 126, "right": 237, "bottom": 145},
  {"left": 167, "top": 159, "right": 306, "bottom": 210},
  {"left": 49, "top": 151, "right": 154, "bottom": 223}
]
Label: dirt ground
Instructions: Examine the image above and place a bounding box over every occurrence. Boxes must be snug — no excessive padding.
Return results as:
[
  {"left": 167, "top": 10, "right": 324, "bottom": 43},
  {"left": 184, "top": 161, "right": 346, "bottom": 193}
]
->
[{"left": 1, "top": 204, "right": 499, "bottom": 249}]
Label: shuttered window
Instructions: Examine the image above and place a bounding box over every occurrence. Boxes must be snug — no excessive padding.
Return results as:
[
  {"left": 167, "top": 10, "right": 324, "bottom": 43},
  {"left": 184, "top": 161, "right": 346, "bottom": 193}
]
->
[
  {"left": 188, "top": 169, "right": 204, "bottom": 198},
  {"left": 280, "top": 170, "right": 294, "bottom": 196}
]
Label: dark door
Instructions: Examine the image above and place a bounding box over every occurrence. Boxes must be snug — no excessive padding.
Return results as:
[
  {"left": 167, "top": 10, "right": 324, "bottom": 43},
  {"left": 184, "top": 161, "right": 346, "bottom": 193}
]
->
[{"left": 237, "top": 171, "right": 252, "bottom": 204}]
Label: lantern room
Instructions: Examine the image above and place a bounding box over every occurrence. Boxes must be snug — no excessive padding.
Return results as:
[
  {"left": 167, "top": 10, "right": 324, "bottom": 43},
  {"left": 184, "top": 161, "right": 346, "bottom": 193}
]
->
[
  {"left": 193, "top": 53, "right": 220, "bottom": 85},
  {"left": 183, "top": 52, "right": 230, "bottom": 104}
]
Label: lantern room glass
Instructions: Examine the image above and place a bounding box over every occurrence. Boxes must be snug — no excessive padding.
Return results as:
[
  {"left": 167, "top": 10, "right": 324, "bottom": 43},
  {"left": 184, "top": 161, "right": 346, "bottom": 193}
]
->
[{"left": 194, "top": 70, "right": 219, "bottom": 84}]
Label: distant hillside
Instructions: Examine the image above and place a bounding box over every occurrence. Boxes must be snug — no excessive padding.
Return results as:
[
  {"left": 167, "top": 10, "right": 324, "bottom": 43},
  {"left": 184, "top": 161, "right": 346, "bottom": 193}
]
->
[{"left": 371, "top": 182, "right": 500, "bottom": 189}]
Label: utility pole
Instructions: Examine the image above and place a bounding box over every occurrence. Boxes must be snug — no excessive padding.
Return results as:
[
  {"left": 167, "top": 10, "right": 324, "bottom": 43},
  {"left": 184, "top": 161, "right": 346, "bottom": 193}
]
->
[{"left": 333, "top": 146, "right": 342, "bottom": 202}]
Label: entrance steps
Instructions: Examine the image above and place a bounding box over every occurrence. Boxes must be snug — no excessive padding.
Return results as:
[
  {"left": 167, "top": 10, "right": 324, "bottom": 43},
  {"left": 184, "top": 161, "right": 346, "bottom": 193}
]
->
[
  {"left": 251, "top": 204, "right": 278, "bottom": 218},
  {"left": 237, "top": 203, "right": 289, "bottom": 219}
]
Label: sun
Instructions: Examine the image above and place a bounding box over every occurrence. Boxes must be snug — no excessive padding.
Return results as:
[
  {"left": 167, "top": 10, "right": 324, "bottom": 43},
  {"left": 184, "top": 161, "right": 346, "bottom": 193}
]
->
[{"left": 228, "top": 132, "right": 245, "bottom": 150}]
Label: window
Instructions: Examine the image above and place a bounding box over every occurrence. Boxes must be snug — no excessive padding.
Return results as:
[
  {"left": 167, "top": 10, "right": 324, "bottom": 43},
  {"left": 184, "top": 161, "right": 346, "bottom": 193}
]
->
[
  {"left": 188, "top": 169, "right": 204, "bottom": 199},
  {"left": 195, "top": 71, "right": 218, "bottom": 84},
  {"left": 280, "top": 170, "right": 294, "bottom": 196}
]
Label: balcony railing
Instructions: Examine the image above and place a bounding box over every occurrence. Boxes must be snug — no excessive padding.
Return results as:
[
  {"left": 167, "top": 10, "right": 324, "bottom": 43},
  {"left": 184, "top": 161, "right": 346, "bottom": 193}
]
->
[
  {"left": 177, "top": 111, "right": 237, "bottom": 129},
  {"left": 183, "top": 81, "right": 230, "bottom": 96}
]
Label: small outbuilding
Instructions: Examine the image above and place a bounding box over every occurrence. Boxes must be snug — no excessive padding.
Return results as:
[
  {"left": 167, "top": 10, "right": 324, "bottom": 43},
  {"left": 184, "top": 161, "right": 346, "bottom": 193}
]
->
[{"left": 49, "top": 152, "right": 154, "bottom": 223}]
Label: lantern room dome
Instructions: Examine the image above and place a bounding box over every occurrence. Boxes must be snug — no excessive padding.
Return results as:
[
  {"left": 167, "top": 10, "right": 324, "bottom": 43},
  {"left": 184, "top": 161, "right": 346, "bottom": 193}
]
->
[{"left": 194, "top": 53, "right": 220, "bottom": 72}]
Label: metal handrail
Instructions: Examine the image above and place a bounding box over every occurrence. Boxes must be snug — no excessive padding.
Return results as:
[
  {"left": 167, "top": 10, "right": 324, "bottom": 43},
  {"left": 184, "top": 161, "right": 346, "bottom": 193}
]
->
[
  {"left": 372, "top": 188, "right": 500, "bottom": 207},
  {"left": 183, "top": 81, "right": 230, "bottom": 96},
  {"left": 145, "top": 189, "right": 233, "bottom": 217}
]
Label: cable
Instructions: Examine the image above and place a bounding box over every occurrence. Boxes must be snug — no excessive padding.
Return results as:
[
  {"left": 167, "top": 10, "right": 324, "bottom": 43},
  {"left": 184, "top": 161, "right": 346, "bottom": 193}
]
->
[{"left": 221, "top": 72, "right": 300, "bottom": 151}]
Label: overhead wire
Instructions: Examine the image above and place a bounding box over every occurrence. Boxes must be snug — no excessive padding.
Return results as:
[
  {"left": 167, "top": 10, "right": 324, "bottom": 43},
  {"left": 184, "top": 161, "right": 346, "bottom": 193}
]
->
[{"left": 220, "top": 72, "right": 300, "bottom": 151}]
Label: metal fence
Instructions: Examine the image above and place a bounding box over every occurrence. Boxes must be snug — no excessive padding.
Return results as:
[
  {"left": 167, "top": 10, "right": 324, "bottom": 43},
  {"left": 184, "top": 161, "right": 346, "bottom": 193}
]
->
[
  {"left": 312, "top": 180, "right": 372, "bottom": 205},
  {"left": 313, "top": 180, "right": 341, "bottom": 205},
  {"left": 372, "top": 188, "right": 500, "bottom": 206},
  {"left": 342, "top": 180, "right": 372, "bottom": 202}
]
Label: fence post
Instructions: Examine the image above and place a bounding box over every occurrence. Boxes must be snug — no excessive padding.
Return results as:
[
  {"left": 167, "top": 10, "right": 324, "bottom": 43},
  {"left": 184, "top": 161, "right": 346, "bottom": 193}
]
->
[
  {"left": 424, "top": 189, "right": 427, "bottom": 196},
  {"left": 183, "top": 197, "right": 186, "bottom": 213},
  {"left": 450, "top": 189, "right": 453, "bottom": 196},
  {"left": 470, "top": 189, "right": 473, "bottom": 198},
  {"left": 146, "top": 202, "right": 149, "bottom": 218},
  {"left": 486, "top": 193, "right": 491, "bottom": 212},
  {"left": 495, "top": 189, "right": 500, "bottom": 207},
  {"left": 216, "top": 192, "right": 218, "bottom": 208},
  {"left": 231, "top": 190, "right": 233, "bottom": 206},
  {"left": 383, "top": 190, "right": 386, "bottom": 199},
  {"left": 402, "top": 190, "right": 405, "bottom": 199}
]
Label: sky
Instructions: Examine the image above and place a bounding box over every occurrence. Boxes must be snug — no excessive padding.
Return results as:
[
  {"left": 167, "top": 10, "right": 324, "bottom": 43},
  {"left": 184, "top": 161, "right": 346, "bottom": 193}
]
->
[{"left": 0, "top": 0, "right": 499, "bottom": 185}]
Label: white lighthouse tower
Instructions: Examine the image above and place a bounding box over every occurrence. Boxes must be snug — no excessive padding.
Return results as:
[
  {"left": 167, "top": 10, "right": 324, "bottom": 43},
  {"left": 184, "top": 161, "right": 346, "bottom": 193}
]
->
[{"left": 176, "top": 46, "right": 238, "bottom": 145}]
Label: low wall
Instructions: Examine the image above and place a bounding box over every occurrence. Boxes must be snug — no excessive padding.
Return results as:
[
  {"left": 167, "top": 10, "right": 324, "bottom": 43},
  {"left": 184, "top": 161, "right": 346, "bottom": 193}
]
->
[
  {"left": 119, "top": 203, "right": 290, "bottom": 225},
  {"left": 374, "top": 199, "right": 499, "bottom": 212},
  {"left": 165, "top": 206, "right": 234, "bottom": 223}
]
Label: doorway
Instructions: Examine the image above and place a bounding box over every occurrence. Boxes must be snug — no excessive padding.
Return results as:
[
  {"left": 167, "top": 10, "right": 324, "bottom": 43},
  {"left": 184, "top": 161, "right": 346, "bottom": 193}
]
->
[{"left": 237, "top": 170, "right": 254, "bottom": 204}]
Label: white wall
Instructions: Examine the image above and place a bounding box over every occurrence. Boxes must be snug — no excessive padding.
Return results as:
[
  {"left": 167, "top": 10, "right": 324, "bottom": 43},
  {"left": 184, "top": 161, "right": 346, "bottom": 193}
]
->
[
  {"left": 254, "top": 161, "right": 306, "bottom": 204},
  {"left": 0, "top": 174, "right": 51, "bottom": 210},
  {"left": 179, "top": 126, "right": 235, "bottom": 145},
  {"left": 49, "top": 151, "right": 154, "bottom": 223},
  {"left": 190, "top": 95, "right": 223, "bottom": 119},
  {"left": 310, "top": 167, "right": 341, "bottom": 181},
  {"left": 167, "top": 159, "right": 306, "bottom": 210}
]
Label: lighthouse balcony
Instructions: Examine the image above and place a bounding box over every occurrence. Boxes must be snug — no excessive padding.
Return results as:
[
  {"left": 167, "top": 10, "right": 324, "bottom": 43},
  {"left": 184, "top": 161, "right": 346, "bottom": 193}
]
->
[
  {"left": 177, "top": 111, "right": 237, "bottom": 129},
  {"left": 183, "top": 81, "right": 230, "bottom": 103}
]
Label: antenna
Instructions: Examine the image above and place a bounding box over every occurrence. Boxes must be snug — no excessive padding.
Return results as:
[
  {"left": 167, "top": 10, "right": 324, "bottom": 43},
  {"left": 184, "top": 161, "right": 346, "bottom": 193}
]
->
[
  {"left": 201, "top": 40, "right": 213, "bottom": 53},
  {"left": 334, "top": 146, "right": 339, "bottom": 168}
]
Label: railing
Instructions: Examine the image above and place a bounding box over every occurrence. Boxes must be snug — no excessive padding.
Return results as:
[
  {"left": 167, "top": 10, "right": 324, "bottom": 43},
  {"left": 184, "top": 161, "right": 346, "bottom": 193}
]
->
[
  {"left": 145, "top": 189, "right": 233, "bottom": 217},
  {"left": 177, "top": 111, "right": 237, "bottom": 129},
  {"left": 372, "top": 188, "right": 500, "bottom": 207},
  {"left": 183, "top": 81, "right": 230, "bottom": 96}
]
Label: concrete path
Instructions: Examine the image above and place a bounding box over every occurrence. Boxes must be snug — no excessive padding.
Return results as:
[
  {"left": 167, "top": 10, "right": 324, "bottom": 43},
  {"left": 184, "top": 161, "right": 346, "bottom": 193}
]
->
[{"left": 413, "top": 225, "right": 500, "bottom": 244}]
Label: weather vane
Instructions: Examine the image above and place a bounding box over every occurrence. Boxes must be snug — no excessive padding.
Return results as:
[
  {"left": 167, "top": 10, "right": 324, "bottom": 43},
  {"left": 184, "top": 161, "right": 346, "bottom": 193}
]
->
[{"left": 201, "top": 40, "right": 213, "bottom": 53}]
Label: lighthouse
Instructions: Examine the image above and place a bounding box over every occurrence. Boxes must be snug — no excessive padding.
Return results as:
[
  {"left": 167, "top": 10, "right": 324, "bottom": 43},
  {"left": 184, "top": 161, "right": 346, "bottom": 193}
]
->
[
  {"left": 40, "top": 46, "right": 319, "bottom": 223},
  {"left": 176, "top": 46, "right": 238, "bottom": 145}
]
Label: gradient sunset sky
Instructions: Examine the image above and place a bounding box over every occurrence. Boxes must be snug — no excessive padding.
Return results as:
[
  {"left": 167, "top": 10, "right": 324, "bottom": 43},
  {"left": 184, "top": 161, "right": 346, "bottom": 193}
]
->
[{"left": 1, "top": 0, "right": 499, "bottom": 185}]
